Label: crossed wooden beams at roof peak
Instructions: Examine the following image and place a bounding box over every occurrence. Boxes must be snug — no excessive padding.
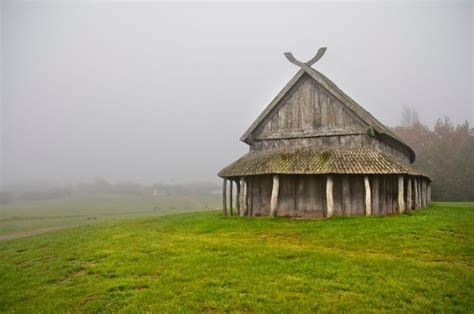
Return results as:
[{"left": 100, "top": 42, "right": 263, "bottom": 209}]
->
[{"left": 284, "top": 47, "right": 327, "bottom": 68}]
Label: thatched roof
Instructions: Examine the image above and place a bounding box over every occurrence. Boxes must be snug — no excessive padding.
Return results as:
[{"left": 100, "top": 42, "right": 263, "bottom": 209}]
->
[
  {"left": 218, "top": 145, "right": 429, "bottom": 179},
  {"left": 240, "top": 66, "right": 416, "bottom": 162}
]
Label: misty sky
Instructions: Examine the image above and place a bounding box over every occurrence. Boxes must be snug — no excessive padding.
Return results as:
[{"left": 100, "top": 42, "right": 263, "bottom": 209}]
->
[{"left": 1, "top": 1, "right": 473, "bottom": 186}]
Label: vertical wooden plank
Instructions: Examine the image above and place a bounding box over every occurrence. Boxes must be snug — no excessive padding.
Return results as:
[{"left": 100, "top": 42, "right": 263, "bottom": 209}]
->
[
  {"left": 398, "top": 175, "right": 404, "bottom": 213},
  {"left": 320, "top": 91, "right": 328, "bottom": 127},
  {"left": 406, "top": 177, "right": 412, "bottom": 210},
  {"left": 278, "top": 102, "right": 287, "bottom": 131},
  {"left": 305, "top": 81, "right": 314, "bottom": 130},
  {"left": 313, "top": 87, "right": 321, "bottom": 129},
  {"left": 270, "top": 175, "right": 279, "bottom": 217},
  {"left": 295, "top": 176, "right": 305, "bottom": 216},
  {"left": 327, "top": 96, "right": 336, "bottom": 127},
  {"left": 371, "top": 176, "right": 380, "bottom": 215},
  {"left": 236, "top": 180, "right": 241, "bottom": 216},
  {"left": 379, "top": 176, "right": 386, "bottom": 215},
  {"left": 333, "top": 175, "right": 343, "bottom": 216},
  {"left": 249, "top": 178, "right": 254, "bottom": 216},
  {"left": 342, "top": 175, "right": 351, "bottom": 215},
  {"left": 314, "top": 175, "right": 324, "bottom": 212},
  {"left": 413, "top": 178, "right": 418, "bottom": 209},
  {"left": 253, "top": 177, "right": 262, "bottom": 216},
  {"left": 389, "top": 176, "right": 394, "bottom": 214},
  {"left": 306, "top": 175, "right": 317, "bottom": 211},
  {"left": 427, "top": 182, "right": 431, "bottom": 205},
  {"left": 271, "top": 114, "right": 279, "bottom": 132},
  {"left": 278, "top": 175, "right": 295, "bottom": 217},
  {"left": 364, "top": 176, "right": 372, "bottom": 216},
  {"left": 353, "top": 176, "right": 365, "bottom": 215},
  {"left": 229, "top": 180, "right": 233, "bottom": 216},
  {"left": 422, "top": 178, "right": 428, "bottom": 207},
  {"left": 326, "top": 175, "right": 334, "bottom": 218},
  {"left": 222, "top": 179, "right": 227, "bottom": 216},
  {"left": 240, "top": 178, "right": 247, "bottom": 216},
  {"left": 335, "top": 102, "right": 344, "bottom": 127},
  {"left": 264, "top": 175, "right": 273, "bottom": 216}
]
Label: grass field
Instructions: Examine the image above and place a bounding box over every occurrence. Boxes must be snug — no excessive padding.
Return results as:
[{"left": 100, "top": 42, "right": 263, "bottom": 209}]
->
[
  {"left": 0, "top": 194, "right": 221, "bottom": 235},
  {"left": 0, "top": 202, "right": 473, "bottom": 312}
]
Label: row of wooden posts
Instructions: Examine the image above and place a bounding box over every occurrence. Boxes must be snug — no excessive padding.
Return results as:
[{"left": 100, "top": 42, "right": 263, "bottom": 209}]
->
[{"left": 222, "top": 175, "right": 431, "bottom": 217}]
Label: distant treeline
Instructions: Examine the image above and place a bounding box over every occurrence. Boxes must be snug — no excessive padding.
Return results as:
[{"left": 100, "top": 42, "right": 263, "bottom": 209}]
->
[
  {"left": 393, "top": 116, "right": 473, "bottom": 201},
  {"left": 0, "top": 180, "right": 220, "bottom": 205}
]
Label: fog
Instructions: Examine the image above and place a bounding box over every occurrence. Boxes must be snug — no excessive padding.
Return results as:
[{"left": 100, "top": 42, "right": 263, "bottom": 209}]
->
[{"left": 1, "top": 1, "right": 472, "bottom": 187}]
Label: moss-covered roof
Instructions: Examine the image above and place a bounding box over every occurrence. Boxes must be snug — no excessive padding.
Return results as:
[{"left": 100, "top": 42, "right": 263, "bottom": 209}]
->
[{"left": 218, "top": 146, "right": 429, "bottom": 179}]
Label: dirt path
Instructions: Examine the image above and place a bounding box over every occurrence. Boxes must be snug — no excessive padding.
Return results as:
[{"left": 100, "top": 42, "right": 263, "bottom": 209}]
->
[{"left": 0, "top": 226, "right": 76, "bottom": 241}]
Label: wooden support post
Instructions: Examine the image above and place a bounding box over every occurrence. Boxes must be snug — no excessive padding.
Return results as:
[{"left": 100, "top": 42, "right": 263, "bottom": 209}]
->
[
  {"left": 270, "top": 174, "right": 279, "bottom": 217},
  {"left": 398, "top": 175, "right": 405, "bottom": 213},
  {"left": 364, "top": 175, "right": 372, "bottom": 216},
  {"left": 242, "top": 178, "right": 247, "bottom": 216},
  {"left": 326, "top": 175, "right": 334, "bottom": 218},
  {"left": 413, "top": 178, "right": 418, "bottom": 209},
  {"left": 222, "top": 179, "right": 227, "bottom": 216},
  {"left": 239, "top": 177, "right": 247, "bottom": 217},
  {"left": 407, "top": 177, "right": 412, "bottom": 210},
  {"left": 229, "top": 180, "right": 233, "bottom": 216},
  {"left": 236, "top": 180, "right": 241, "bottom": 216}
]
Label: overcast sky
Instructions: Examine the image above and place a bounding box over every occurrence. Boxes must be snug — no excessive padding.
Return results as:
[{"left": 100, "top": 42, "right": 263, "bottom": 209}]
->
[{"left": 1, "top": 1, "right": 472, "bottom": 186}]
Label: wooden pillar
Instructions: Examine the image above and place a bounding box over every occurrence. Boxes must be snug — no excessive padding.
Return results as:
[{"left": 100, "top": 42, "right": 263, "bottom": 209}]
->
[
  {"left": 236, "top": 180, "right": 241, "bottom": 216},
  {"left": 326, "top": 175, "right": 334, "bottom": 218},
  {"left": 406, "top": 177, "right": 412, "bottom": 210},
  {"left": 364, "top": 175, "right": 372, "bottom": 216},
  {"left": 240, "top": 178, "right": 246, "bottom": 217},
  {"left": 229, "top": 180, "right": 233, "bottom": 216},
  {"left": 398, "top": 175, "right": 405, "bottom": 213},
  {"left": 270, "top": 175, "right": 279, "bottom": 217},
  {"left": 222, "top": 179, "right": 228, "bottom": 216}
]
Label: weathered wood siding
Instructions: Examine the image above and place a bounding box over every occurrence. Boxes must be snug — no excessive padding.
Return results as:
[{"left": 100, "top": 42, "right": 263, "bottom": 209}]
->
[
  {"left": 250, "top": 134, "right": 369, "bottom": 151},
  {"left": 254, "top": 74, "right": 368, "bottom": 141},
  {"left": 241, "top": 174, "right": 429, "bottom": 217},
  {"left": 371, "top": 138, "right": 411, "bottom": 164},
  {"left": 247, "top": 73, "right": 412, "bottom": 164}
]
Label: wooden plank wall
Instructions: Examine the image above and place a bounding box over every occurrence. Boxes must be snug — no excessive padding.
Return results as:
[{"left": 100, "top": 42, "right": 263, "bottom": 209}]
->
[
  {"left": 251, "top": 134, "right": 368, "bottom": 152},
  {"left": 256, "top": 75, "right": 367, "bottom": 140},
  {"left": 248, "top": 176, "right": 272, "bottom": 216},
  {"left": 245, "top": 174, "right": 415, "bottom": 217}
]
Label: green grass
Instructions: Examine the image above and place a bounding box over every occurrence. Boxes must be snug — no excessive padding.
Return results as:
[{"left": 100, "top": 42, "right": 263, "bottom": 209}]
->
[
  {"left": 0, "top": 194, "right": 220, "bottom": 235},
  {"left": 0, "top": 202, "right": 473, "bottom": 312}
]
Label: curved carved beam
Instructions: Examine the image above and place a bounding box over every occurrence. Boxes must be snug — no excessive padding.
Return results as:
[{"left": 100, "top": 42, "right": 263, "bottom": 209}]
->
[{"left": 284, "top": 47, "right": 327, "bottom": 68}]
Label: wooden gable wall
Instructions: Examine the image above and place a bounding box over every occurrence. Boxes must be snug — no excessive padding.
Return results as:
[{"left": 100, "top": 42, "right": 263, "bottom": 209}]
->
[
  {"left": 247, "top": 73, "right": 412, "bottom": 164},
  {"left": 253, "top": 73, "right": 368, "bottom": 141}
]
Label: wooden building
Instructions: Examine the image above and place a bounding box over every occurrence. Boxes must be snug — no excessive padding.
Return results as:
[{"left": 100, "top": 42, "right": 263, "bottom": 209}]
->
[{"left": 218, "top": 48, "right": 431, "bottom": 218}]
